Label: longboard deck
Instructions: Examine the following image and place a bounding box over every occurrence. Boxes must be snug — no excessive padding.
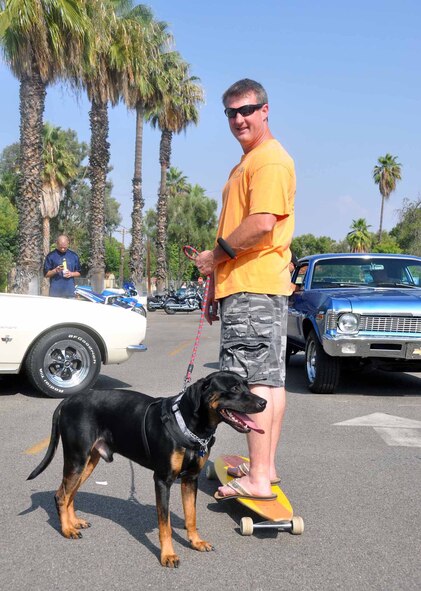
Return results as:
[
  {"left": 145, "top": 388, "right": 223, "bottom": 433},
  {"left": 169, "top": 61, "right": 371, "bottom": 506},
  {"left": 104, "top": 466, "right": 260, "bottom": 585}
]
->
[{"left": 214, "top": 454, "right": 293, "bottom": 522}]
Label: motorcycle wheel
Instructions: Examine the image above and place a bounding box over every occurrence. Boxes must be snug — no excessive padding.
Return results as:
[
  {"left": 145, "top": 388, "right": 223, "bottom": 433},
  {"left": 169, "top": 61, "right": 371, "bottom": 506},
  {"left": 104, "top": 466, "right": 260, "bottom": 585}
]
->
[
  {"left": 147, "top": 300, "right": 157, "bottom": 312},
  {"left": 164, "top": 298, "right": 177, "bottom": 315}
]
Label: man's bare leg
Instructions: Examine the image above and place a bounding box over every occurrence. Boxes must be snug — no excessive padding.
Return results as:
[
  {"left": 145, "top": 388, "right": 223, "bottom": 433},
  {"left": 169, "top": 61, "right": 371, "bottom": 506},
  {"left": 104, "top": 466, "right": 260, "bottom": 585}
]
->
[
  {"left": 268, "top": 386, "right": 286, "bottom": 481},
  {"left": 217, "top": 384, "right": 286, "bottom": 497}
]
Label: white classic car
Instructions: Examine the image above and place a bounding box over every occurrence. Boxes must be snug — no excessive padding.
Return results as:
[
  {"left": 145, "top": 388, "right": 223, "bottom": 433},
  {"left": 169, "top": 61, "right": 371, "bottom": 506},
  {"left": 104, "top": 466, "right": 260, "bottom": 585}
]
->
[{"left": 0, "top": 293, "right": 147, "bottom": 397}]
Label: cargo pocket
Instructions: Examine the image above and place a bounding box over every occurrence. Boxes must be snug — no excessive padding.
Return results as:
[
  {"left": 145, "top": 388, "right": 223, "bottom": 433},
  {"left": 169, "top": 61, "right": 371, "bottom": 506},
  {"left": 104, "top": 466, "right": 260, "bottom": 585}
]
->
[{"left": 220, "top": 294, "right": 274, "bottom": 382}]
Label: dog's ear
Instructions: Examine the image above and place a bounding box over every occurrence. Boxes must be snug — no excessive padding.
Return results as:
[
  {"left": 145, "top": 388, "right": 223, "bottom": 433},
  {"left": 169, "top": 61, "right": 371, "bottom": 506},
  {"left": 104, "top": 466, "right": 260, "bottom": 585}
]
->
[{"left": 184, "top": 377, "right": 207, "bottom": 415}]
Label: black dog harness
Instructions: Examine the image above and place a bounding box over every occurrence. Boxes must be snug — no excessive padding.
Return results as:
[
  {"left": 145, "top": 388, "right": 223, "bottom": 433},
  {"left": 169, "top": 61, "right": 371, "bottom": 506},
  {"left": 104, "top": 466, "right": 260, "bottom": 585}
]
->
[
  {"left": 161, "top": 395, "right": 215, "bottom": 457},
  {"left": 141, "top": 396, "right": 215, "bottom": 461}
]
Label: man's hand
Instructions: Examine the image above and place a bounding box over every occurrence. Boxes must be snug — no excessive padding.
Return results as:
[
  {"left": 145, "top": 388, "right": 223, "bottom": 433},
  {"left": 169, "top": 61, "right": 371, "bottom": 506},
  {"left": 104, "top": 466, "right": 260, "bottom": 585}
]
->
[{"left": 195, "top": 250, "right": 217, "bottom": 277}]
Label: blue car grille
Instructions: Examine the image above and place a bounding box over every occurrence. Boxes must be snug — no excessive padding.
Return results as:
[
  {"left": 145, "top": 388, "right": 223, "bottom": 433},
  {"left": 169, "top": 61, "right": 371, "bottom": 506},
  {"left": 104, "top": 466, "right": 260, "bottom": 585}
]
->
[{"left": 359, "top": 315, "right": 421, "bottom": 333}]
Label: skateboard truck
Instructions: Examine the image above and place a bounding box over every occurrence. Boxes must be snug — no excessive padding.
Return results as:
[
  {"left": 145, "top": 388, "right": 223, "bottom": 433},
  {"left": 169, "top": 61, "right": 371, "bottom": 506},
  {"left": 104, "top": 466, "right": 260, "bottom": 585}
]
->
[{"left": 239, "top": 516, "right": 304, "bottom": 536}]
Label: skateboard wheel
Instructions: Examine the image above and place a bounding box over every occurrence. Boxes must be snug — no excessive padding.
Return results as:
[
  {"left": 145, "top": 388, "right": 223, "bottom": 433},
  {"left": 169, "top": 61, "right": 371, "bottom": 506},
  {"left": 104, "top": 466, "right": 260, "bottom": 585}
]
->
[
  {"left": 205, "top": 463, "right": 217, "bottom": 480},
  {"left": 291, "top": 515, "right": 304, "bottom": 535},
  {"left": 240, "top": 517, "right": 254, "bottom": 536}
]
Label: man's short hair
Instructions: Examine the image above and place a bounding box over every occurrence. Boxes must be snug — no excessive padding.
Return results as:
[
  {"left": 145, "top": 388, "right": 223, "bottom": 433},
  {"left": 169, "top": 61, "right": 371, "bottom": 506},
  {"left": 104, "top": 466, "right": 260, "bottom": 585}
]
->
[{"left": 222, "top": 79, "right": 268, "bottom": 107}]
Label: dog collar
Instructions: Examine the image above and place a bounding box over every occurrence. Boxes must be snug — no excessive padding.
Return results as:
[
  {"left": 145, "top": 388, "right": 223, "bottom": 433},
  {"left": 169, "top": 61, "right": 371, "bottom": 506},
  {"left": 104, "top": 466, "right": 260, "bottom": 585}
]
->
[{"left": 161, "top": 395, "right": 214, "bottom": 456}]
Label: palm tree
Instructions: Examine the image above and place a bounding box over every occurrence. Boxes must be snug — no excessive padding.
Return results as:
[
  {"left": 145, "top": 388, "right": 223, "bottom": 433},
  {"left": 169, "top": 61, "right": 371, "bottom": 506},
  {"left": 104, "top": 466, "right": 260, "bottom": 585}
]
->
[
  {"left": 41, "top": 124, "right": 79, "bottom": 256},
  {"left": 146, "top": 55, "right": 205, "bottom": 291},
  {"left": 373, "top": 153, "right": 402, "bottom": 240},
  {"left": 347, "top": 218, "right": 372, "bottom": 253},
  {"left": 167, "top": 166, "right": 189, "bottom": 199},
  {"left": 78, "top": 1, "right": 121, "bottom": 293},
  {"left": 117, "top": 5, "right": 171, "bottom": 287},
  {"left": 0, "top": 0, "right": 88, "bottom": 294}
]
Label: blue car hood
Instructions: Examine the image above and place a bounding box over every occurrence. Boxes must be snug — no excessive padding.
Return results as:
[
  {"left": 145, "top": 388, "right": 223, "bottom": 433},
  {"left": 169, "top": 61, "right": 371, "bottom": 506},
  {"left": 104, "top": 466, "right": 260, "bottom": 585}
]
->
[{"left": 327, "top": 288, "right": 421, "bottom": 315}]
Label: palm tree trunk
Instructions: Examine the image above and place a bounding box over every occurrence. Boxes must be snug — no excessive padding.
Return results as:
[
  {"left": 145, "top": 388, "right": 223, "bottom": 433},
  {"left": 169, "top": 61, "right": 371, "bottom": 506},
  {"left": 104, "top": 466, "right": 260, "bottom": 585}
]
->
[
  {"left": 41, "top": 216, "right": 51, "bottom": 296},
  {"left": 130, "top": 102, "right": 145, "bottom": 286},
  {"left": 89, "top": 99, "right": 109, "bottom": 293},
  {"left": 378, "top": 195, "right": 385, "bottom": 241},
  {"left": 13, "top": 72, "right": 45, "bottom": 294},
  {"left": 155, "top": 129, "right": 172, "bottom": 292}
]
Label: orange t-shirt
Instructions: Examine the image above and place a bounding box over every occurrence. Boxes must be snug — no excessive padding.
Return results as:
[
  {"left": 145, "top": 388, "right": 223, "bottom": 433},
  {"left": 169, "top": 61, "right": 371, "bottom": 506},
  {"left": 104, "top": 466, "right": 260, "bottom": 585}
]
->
[{"left": 215, "top": 138, "right": 296, "bottom": 299}]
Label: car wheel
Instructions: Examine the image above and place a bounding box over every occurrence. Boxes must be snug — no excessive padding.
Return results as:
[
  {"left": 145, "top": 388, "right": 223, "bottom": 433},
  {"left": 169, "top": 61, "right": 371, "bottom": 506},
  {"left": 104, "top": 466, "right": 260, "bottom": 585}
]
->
[
  {"left": 164, "top": 299, "right": 177, "bottom": 315},
  {"left": 305, "top": 329, "right": 340, "bottom": 393},
  {"left": 25, "top": 328, "right": 101, "bottom": 398}
]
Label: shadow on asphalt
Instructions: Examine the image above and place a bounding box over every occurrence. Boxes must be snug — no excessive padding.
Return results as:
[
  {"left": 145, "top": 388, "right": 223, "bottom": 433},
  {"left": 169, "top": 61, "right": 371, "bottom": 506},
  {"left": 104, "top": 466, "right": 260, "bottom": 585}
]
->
[
  {"left": 20, "top": 487, "right": 194, "bottom": 564},
  {"left": 0, "top": 373, "right": 132, "bottom": 398},
  {"left": 286, "top": 353, "right": 421, "bottom": 396}
]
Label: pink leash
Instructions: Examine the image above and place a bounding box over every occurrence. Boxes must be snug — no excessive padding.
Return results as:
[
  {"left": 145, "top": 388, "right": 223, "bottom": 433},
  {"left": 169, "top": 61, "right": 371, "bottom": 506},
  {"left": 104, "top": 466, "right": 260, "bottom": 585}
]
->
[{"left": 182, "top": 245, "right": 210, "bottom": 391}]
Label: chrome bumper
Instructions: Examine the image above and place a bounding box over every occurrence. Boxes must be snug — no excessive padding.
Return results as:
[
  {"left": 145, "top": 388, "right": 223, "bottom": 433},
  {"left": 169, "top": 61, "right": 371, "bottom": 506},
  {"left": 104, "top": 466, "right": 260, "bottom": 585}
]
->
[
  {"left": 322, "top": 335, "right": 421, "bottom": 359},
  {"left": 127, "top": 344, "right": 148, "bottom": 352}
]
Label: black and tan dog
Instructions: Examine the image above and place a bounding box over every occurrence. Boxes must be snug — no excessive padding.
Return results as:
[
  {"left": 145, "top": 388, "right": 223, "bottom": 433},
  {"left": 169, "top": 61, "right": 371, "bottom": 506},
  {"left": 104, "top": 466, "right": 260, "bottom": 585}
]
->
[{"left": 28, "top": 371, "right": 266, "bottom": 567}]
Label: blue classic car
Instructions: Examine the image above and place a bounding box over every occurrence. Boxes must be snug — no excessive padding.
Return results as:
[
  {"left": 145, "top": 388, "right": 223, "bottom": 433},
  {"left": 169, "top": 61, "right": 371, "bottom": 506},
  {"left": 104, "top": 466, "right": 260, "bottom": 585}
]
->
[{"left": 287, "top": 253, "right": 421, "bottom": 393}]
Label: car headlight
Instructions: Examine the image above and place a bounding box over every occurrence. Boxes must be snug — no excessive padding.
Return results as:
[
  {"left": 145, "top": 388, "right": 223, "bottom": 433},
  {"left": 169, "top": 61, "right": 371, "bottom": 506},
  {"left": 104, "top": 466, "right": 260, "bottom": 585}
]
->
[{"left": 337, "top": 313, "right": 359, "bottom": 334}]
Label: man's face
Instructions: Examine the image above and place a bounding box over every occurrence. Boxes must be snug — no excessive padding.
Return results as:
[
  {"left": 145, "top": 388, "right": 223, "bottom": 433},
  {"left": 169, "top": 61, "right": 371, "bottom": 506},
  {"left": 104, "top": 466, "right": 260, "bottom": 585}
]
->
[
  {"left": 225, "top": 92, "right": 269, "bottom": 152},
  {"left": 56, "top": 238, "right": 69, "bottom": 253}
]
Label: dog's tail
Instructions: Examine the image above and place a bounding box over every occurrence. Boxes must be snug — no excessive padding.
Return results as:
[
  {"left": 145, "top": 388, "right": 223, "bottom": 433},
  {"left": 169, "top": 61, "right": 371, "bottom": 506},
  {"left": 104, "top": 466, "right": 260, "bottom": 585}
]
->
[{"left": 27, "top": 402, "right": 63, "bottom": 480}]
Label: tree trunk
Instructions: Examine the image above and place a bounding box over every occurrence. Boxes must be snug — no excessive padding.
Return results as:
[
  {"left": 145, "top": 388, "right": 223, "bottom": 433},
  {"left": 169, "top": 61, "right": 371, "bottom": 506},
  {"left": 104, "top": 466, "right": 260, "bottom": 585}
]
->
[
  {"left": 88, "top": 99, "right": 109, "bottom": 293},
  {"left": 378, "top": 194, "right": 385, "bottom": 241},
  {"left": 155, "top": 129, "right": 172, "bottom": 292},
  {"left": 41, "top": 216, "right": 51, "bottom": 296},
  {"left": 130, "top": 103, "right": 145, "bottom": 287},
  {"left": 13, "top": 72, "right": 46, "bottom": 294}
]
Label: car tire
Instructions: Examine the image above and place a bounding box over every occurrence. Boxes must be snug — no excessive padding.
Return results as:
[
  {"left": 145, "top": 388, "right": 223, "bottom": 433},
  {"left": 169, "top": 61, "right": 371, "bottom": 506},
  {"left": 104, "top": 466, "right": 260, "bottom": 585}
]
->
[
  {"left": 164, "top": 299, "right": 177, "bottom": 315},
  {"left": 286, "top": 344, "right": 294, "bottom": 366},
  {"left": 25, "top": 328, "right": 101, "bottom": 398},
  {"left": 305, "top": 329, "right": 340, "bottom": 393}
]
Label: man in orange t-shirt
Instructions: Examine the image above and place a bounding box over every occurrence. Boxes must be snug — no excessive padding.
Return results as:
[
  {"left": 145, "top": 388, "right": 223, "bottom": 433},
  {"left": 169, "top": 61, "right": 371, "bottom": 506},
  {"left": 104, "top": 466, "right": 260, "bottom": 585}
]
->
[{"left": 196, "top": 79, "right": 296, "bottom": 501}]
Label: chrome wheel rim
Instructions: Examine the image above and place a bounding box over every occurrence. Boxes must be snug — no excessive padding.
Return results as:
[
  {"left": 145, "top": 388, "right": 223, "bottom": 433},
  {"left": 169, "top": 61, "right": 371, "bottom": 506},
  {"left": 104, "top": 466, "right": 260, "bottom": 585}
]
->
[
  {"left": 43, "top": 339, "right": 91, "bottom": 389},
  {"left": 306, "top": 340, "right": 317, "bottom": 383}
]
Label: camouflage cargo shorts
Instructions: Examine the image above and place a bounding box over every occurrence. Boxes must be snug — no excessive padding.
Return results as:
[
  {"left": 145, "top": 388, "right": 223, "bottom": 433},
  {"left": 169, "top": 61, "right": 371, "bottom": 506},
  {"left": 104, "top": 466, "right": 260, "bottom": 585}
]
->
[{"left": 219, "top": 292, "right": 288, "bottom": 387}]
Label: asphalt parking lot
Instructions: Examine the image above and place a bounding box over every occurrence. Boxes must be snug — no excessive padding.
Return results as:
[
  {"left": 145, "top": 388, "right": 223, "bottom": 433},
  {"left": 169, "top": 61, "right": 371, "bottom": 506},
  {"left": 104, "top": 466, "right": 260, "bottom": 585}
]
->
[{"left": 1, "top": 310, "right": 421, "bottom": 591}]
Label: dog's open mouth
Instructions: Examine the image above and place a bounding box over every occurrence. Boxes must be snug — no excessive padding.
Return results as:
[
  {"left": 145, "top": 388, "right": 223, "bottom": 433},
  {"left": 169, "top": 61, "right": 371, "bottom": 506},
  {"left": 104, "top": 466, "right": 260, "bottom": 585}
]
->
[{"left": 218, "top": 409, "right": 264, "bottom": 434}]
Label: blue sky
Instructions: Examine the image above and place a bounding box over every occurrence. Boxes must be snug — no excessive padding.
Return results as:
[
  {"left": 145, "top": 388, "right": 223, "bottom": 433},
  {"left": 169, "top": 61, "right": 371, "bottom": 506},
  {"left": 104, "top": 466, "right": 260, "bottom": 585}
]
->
[{"left": 1, "top": 0, "right": 420, "bottom": 242}]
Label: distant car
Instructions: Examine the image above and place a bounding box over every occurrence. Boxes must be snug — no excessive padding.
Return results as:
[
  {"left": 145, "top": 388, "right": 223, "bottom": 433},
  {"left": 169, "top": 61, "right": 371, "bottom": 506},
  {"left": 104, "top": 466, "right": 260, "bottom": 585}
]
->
[
  {"left": 0, "top": 293, "right": 147, "bottom": 398},
  {"left": 287, "top": 253, "right": 421, "bottom": 393}
]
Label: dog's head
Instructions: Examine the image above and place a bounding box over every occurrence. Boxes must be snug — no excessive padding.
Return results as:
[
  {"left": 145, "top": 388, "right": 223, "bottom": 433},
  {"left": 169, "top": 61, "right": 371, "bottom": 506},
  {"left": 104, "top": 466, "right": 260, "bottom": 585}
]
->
[{"left": 184, "top": 371, "right": 266, "bottom": 434}]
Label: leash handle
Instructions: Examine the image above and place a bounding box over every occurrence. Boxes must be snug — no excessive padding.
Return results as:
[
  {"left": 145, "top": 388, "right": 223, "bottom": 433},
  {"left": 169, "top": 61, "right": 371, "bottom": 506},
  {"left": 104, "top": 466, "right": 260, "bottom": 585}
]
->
[{"left": 183, "top": 245, "right": 200, "bottom": 261}]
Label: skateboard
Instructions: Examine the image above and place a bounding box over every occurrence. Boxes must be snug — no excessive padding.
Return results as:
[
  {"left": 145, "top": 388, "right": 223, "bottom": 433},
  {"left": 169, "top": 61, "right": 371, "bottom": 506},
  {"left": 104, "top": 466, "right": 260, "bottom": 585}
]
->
[{"left": 206, "top": 454, "right": 304, "bottom": 536}]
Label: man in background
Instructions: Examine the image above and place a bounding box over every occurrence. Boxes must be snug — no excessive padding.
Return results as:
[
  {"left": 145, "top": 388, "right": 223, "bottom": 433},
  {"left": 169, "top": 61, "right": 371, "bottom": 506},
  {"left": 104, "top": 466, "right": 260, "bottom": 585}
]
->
[{"left": 44, "top": 235, "right": 81, "bottom": 298}]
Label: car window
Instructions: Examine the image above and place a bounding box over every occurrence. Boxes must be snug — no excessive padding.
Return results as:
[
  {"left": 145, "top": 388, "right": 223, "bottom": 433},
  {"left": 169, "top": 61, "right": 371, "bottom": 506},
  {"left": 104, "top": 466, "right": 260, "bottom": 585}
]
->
[
  {"left": 309, "top": 258, "right": 421, "bottom": 288},
  {"left": 407, "top": 265, "right": 421, "bottom": 286},
  {"left": 293, "top": 265, "right": 308, "bottom": 289}
]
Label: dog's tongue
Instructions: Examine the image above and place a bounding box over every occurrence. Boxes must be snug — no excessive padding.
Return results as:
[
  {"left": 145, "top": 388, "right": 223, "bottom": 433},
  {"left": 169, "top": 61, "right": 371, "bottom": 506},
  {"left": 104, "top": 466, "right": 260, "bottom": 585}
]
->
[{"left": 233, "top": 411, "right": 265, "bottom": 434}]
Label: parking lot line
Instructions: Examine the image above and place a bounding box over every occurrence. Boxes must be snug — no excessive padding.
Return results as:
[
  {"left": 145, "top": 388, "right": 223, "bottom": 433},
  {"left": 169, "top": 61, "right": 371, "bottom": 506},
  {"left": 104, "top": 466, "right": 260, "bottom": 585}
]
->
[
  {"left": 24, "top": 437, "right": 50, "bottom": 455},
  {"left": 169, "top": 340, "right": 193, "bottom": 356}
]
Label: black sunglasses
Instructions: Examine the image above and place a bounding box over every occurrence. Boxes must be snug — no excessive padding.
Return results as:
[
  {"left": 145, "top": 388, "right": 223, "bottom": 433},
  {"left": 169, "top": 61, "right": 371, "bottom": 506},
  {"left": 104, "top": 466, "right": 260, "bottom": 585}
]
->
[{"left": 224, "top": 103, "right": 265, "bottom": 118}]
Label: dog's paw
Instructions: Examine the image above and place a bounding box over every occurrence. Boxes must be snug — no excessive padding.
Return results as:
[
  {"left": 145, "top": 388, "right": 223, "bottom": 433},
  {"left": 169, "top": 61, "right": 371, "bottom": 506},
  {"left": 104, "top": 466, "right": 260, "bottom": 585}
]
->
[
  {"left": 192, "top": 540, "right": 214, "bottom": 552},
  {"left": 160, "top": 553, "right": 180, "bottom": 568},
  {"left": 62, "top": 527, "right": 83, "bottom": 539},
  {"left": 73, "top": 518, "right": 91, "bottom": 530}
]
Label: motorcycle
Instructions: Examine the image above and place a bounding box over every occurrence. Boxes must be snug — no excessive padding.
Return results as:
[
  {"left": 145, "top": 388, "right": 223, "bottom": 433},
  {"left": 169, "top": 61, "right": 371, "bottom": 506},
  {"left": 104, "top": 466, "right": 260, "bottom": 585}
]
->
[
  {"left": 164, "top": 286, "right": 203, "bottom": 315},
  {"left": 74, "top": 285, "right": 147, "bottom": 318},
  {"left": 146, "top": 287, "right": 176, "bottom": 312}
]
